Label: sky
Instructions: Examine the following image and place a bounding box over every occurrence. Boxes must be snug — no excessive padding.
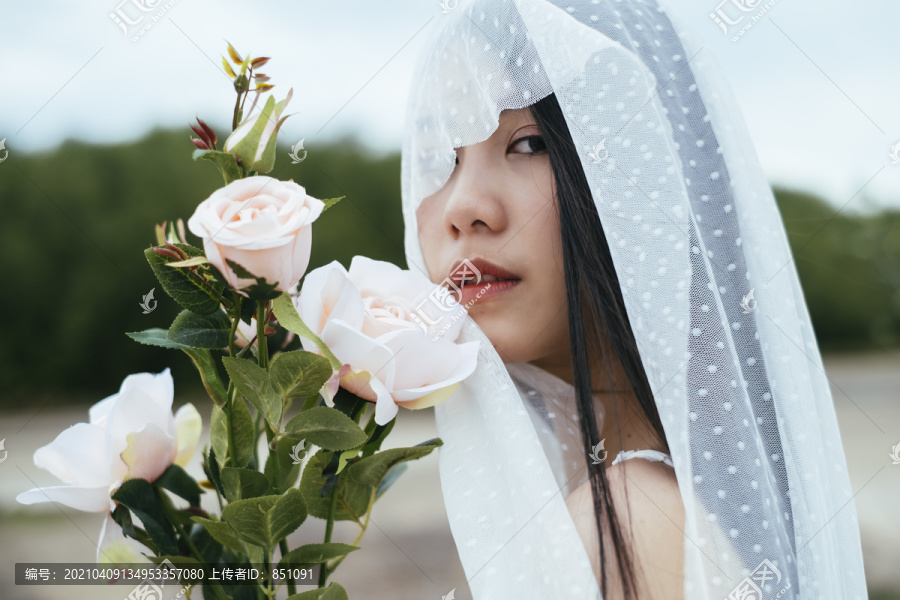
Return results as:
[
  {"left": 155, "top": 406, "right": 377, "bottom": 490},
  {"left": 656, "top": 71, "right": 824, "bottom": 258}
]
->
[{"left": 1, "top": 0, "right": 898, "bottom": 211}]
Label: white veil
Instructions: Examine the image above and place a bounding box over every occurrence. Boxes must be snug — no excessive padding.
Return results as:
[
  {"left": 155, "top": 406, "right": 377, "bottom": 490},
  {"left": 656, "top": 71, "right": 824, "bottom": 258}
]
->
[{"left": 400, "top": 1, "right": 868, "bottom": 598}]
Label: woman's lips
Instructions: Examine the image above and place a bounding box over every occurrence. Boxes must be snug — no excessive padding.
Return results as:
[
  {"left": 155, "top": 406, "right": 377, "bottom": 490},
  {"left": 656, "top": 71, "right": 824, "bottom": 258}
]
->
[
  {"left": 457, "top": 277, "right": 520, "bottom": 306},
  {"left": 446, "top": 257, "right": 521, "bottom": 306}
]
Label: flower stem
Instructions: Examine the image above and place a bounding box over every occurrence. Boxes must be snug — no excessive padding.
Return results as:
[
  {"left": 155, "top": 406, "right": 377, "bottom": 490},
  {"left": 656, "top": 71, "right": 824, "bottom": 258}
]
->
[
  {"left": 228, "top": 295, "right": 242, "bottom": 358},
  {"left": 236, "top": 337, "right": 256, "bottom": 360},
  {"left": 225, "top": 382, "right": 238, "bottom": 467},
  {"left": 252, "top": 410, "right": 262, "bottom": 468},
  {"left": 324, "top": 486, "right": 375, "bottom": 574},
  {"left": 279, "top": 539, "right": 296, "bottom": 596},
  {"left": 318, "top": 485, "right": 339, "bottom": 586},
  {"left": 232, "top": 91, "right": 242, "bottom": 131},
  {"left": 157, "top": 489, "right": 228, "bottom": 600},
  {"left": 257, "top": 299, "right": 269, "bottom": 370}
]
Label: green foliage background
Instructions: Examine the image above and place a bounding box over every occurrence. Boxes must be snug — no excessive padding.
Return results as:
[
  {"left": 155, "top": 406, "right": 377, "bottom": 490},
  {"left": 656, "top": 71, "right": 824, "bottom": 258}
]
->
[{"left": 1, "top": 130, "right": 897, "bottom": 408}]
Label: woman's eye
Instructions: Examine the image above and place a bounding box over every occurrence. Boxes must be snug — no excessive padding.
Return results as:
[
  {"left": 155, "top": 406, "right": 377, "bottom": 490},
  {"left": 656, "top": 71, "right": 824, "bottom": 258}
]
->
[{"left": 509, "top": 135, "right": 547, "bottom": 155}]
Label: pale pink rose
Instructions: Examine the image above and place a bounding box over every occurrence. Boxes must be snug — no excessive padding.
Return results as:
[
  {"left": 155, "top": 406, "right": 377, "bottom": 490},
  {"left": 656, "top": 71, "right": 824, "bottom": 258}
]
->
[
  {"left": 16, "top": 368, "right": 201, "bottom": 512},
  {"left": 294, "top": 256, "right": 480, "bottom": 425},
  {"left": 187, "top": 176, "right": 325, "bottom": 297}
]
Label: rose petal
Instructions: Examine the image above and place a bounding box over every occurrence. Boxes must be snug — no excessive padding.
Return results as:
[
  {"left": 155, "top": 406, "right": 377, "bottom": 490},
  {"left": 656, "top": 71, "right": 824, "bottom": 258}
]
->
[
  {"left": 106, "top": 375, "right": 175, "bottom": 462},
  {"left": 98, "top": 512, "right": 151, "bottom": 564},
  {"left": 348, "top": 256, "right": 433, "bottom": 300},
  {"left": 398, "top": 382, "right": 460, "bottom": 410},
  {"left": 298, "top": 262, "right": 364, "bottom": 340},
  {"left": 322, "top": 364, "right": 351, "bottom": 407},
  {"left": 16, "top": 485, "right": 113, "bottom": 512},
  {"left": 33, "top": 422, "right": 111, "bottom": 487},
  {"left": 379, "top": 330, "right": 479, "bottom": 396},
  {"left": 88, "top": 393, "right": 119, "bottom": 425},
  {"left": 116, "top": 369, "right": 175, "bottom": 414},
  {"left": 339, "top": 368, "right": 379, "bottom": 403},
  {"left": 173, "top": 404, "right": 201, "bottom": 468},
  {"left": 121, "top": 423, "right": 177, "bottom": 484},
  {"left": 370, "top": 376, "right": 400, "bottom": 426},
  {"left": 320, "top": 320, "right": 397, "bottom": 393}
]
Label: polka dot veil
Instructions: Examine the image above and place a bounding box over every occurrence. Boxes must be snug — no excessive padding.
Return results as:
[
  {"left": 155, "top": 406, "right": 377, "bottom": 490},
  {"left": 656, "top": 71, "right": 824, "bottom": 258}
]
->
[{"left": 400, "top": 0, "right": 868, "bottom": 598}]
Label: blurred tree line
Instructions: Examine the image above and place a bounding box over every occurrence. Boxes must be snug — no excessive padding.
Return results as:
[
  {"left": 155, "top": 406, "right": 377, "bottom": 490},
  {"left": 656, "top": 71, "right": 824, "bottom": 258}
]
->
[{"left": 0, "top": 129, "right": 898, "bottom": 408}]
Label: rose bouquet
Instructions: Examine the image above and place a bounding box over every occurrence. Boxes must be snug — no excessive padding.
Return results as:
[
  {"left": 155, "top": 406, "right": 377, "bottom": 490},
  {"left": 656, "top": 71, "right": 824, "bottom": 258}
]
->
[{"left": 17, "top": 44, "right": 479, "bottom": 600}]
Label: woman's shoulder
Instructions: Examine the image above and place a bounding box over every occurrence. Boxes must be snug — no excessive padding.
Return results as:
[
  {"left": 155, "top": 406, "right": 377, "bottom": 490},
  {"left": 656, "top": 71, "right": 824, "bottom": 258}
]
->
[{"left": 565, "top": 455, "right": 685, "bottom": 600}]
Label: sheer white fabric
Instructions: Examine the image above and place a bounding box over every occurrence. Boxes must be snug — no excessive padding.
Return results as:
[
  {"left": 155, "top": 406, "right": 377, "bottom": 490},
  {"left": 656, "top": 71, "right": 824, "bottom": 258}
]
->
[{"left": 400, "top": 1, "right": 868, "bottom": 598}]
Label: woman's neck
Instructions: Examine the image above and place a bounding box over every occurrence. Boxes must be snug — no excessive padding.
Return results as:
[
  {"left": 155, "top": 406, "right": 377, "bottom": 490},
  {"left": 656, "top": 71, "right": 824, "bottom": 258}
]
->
[{"left": 529, "top": 353, "right": 666, "bottom": 457}]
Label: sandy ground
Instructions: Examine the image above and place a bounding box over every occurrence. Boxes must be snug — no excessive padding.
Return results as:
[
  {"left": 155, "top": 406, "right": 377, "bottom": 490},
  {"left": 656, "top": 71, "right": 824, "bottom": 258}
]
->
[{"left": 1, "top": 350, "right": 898, "bottom": 600}]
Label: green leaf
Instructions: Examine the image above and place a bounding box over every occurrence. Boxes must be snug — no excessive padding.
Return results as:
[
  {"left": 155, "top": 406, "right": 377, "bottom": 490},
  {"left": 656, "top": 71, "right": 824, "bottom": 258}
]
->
[
  {"left": 221, "top": 468, "right": 271, "bottom": 502},
  {"left": 348, "top": 438, "right": 443, "bottom": 489},
  {"left": 230, "top": 395, "right": 255, "bottom": 469},
  {"left": 221, "top": 488, "right": 307, "bottom": 548},
  {"left": 239, "top": 296, "right": 257, "bottom": 327},
  {"left": 191, "top": 517, "right": 246, "bottom": 555},
  {"left": 144, "top": 243, "right": 225, "bottom": 315},
  {"left": 204, "top": 447, "right": 225, "bottom": 501},
  {"left": 269, "top": 351, "right": 333, "bottom": 399},
  {"left": 272, "top": 292, "right": 341, "bottom": 369},
  {"left": 210, "top": 405, "right": 229, "bottom": 469},
  {"left": 192, "top": 148, "right": 242, "bottom": 184},
  {"left": 111, "top": 479, "right": 178, "bottom": 555},
  {"left": 189, "top": 521, "right": 223, "bottom": 563},
  {"left": 168, "top": 309, "right": 232, "bottom": 349},
  {"left": 229, "top": 96, "right": 276, "bottom": 172},
  {"left": 284, "top": 407, "right": 368, "bottom": 452},
  {"left": 155, "top": 464, "right": 203, "bottom": 507},
  {"left": 320, "top": 196, "right": 344, "bottom": 213},
  {"left": 298, "top": 450, "right": 365, "bottom": 522},
  {"left": 279, "top": 543, "right": 359, "bottom": 565},
  {"left": 224, "top": 257, "right": 282, "bottom": 301},
  {"left": 222, "top": 356, "right": 282, "bottom": 430},
  {"left": 361, "top": 417, "right": 396, "bottom": 459},
  {"left": 183, "top": 347, "right": 228, "bottom": 406},
  {"left": 286, "top": 582, "right": 348, "bottom": 600},
  {"left": 264, "top": 434, "right": 305, "bottom": 493},
  {"left": 375, "top": 463, "right": 407, "bottom": 498},
  {"left": 126, "top": 327, "right": 190, "bottom": 349},
  {"left": 336, "top": 444, "right": 364, "bottom": 475},
  {"left": 300, "top": 440, "right": 443, "bottom": 522},
  {"left": 111, "top": 503, "right": 156, "bottom": 554}
]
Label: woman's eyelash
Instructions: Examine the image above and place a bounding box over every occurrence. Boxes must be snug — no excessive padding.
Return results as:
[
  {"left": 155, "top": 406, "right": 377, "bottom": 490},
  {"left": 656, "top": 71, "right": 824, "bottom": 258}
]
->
[
  {"left": 453, "top": 135, "right": 547, "bottom": 165},
  {"left": 509, "top": 135, "right": 547, "bottom": 154}
]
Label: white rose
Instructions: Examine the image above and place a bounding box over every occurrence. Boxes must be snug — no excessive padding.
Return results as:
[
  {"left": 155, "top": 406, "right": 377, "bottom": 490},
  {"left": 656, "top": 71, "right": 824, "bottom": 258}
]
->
[
  {"left": 16, "top": 368, "right": 201, "bottom": 512},
  {"left": 294, "top": 256, "right": 480, "bottom": 425},
  {"left": 187, "top": 176, "right": 325, "bottom": 297}
]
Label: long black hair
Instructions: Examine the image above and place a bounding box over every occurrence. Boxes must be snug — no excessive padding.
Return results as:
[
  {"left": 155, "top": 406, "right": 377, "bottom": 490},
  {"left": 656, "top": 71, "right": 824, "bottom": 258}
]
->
[{"left": 528, "top": 91, "right": 669, "bottom": 599}]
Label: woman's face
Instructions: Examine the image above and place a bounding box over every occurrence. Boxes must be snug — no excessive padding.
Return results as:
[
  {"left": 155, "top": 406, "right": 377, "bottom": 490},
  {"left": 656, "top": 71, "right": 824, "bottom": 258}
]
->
[{"left": 415, "top": 107, "right": 570, "bottom": 366}]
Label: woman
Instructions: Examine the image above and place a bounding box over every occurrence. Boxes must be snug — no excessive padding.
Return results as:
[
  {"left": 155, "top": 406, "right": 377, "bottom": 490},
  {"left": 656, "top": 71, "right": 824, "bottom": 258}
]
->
[{"left": 400, "top": 0, "right": 868, "bottom": 599}]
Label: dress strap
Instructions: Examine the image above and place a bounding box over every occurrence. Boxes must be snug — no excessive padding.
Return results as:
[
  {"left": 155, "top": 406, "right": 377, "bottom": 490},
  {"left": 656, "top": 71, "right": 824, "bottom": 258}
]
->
[{"left": 610, "top": 449, "right": 674, "bottom": 468}]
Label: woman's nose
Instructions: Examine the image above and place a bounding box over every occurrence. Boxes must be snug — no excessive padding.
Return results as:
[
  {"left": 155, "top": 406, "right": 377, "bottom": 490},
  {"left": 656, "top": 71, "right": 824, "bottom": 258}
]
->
[{"left": 442, "top": 149, "right": 508, "bottom": 238}]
